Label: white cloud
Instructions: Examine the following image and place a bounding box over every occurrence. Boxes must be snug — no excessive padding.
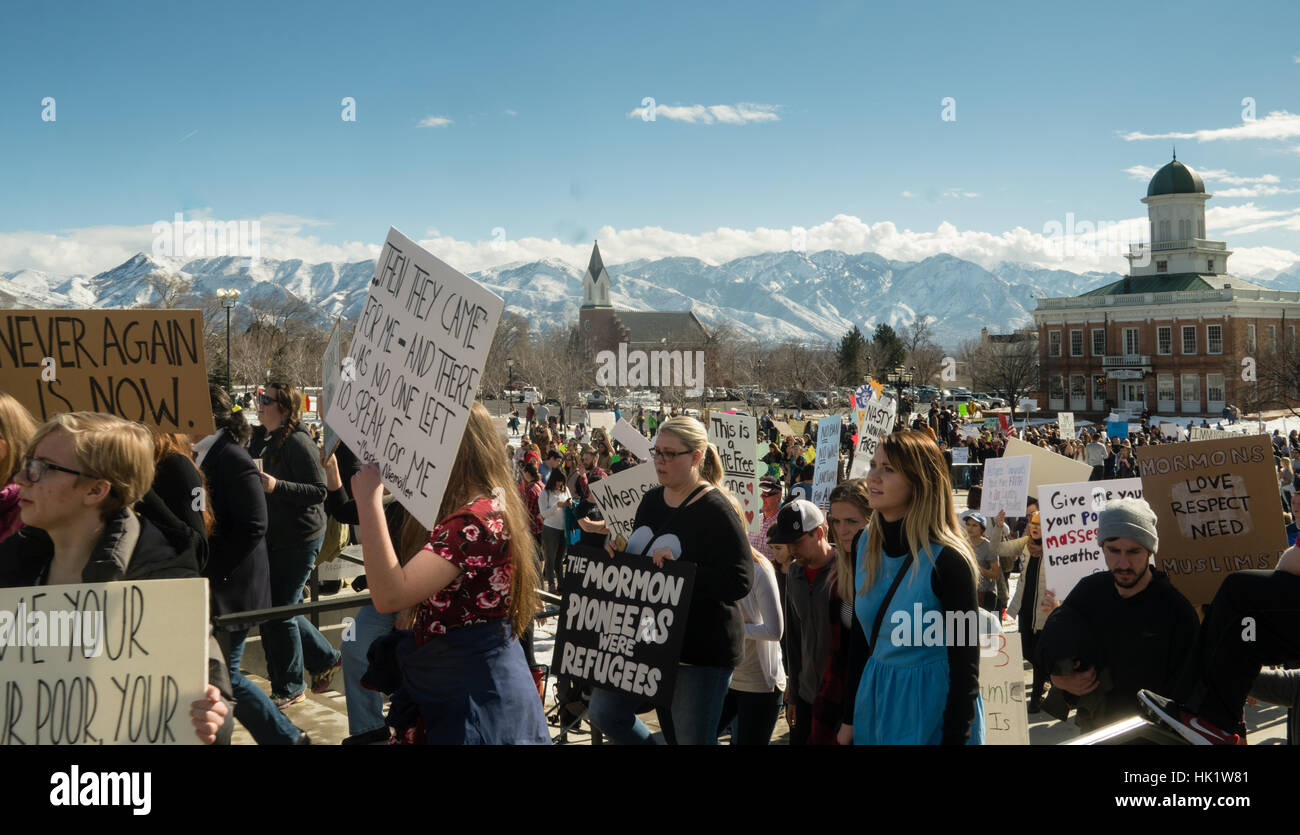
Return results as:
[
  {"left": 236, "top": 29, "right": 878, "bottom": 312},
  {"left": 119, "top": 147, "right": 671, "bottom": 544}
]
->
[
  {"left": 942, "top": 190, "right": 979, "bottom": 199},
  {"left": 624, "top": 102, "right": 780, "bottom": 124},
  {"left": 505, "top": 109, "right": 518, "bottom": 117},
  {"left": 6, "top": 209, "right": 1300, "bottom": 283},
  {"left": 1216, "top": 185, "right": 1300, "bottom": 198},
  {"left": 1124, "top": 165, "right": 1157, "bottom": 180},
  {"left": 417, "top": 115, "right": 453, "bottom": 128},
  {"left": 1121, "top": 110, "right": 1300, "bottom": 142},
  {"left": 900, "top": 190, "right": 917, "bottom": 198}
]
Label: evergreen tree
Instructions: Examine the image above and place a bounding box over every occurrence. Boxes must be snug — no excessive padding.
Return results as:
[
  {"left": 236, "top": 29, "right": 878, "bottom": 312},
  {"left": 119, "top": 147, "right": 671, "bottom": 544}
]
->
[
  {"left": 872, "top": 323, "right": 907, "bottom": 372},
  {"left": 837, "top": 325, "right": 867, "bottom": 385}
]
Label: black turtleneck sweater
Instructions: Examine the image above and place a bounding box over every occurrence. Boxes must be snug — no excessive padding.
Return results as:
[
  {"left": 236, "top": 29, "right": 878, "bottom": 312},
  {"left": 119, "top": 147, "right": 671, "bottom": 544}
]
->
[{"left": 842, "top": 516, "right": 981, "bottom": 744}]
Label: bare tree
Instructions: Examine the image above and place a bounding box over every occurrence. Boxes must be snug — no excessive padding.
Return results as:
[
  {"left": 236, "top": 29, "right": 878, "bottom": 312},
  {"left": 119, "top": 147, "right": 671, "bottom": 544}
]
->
[
  {"left": 1246, "top": 328, "right": 1300, "bottom": 421},
  {"left": 139, "top": 270, "right": 190, "bottom": 309},
  {"left": 963, "top": 335, "right": 1040, "bottom": 426}
]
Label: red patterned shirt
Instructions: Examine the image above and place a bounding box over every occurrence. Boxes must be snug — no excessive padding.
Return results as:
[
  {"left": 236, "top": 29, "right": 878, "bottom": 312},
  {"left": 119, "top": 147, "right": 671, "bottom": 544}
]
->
[
  {"left": 518, "top": 480, "right": 543, "bottom": 535},
  {"left": 412, "top": 497, "right": 513, "bottom": 645}
]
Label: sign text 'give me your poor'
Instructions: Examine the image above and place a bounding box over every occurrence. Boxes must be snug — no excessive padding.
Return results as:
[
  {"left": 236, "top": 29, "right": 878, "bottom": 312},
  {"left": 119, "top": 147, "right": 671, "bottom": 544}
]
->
[{"left": 327, "top": 228, "right": 503, "bottom": 529}]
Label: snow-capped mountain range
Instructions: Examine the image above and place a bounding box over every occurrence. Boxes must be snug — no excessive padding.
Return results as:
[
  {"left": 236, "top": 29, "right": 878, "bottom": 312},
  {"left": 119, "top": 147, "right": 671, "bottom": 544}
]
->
[{"left": 5, "top": 250, "right": 1300, "bottom": 348}]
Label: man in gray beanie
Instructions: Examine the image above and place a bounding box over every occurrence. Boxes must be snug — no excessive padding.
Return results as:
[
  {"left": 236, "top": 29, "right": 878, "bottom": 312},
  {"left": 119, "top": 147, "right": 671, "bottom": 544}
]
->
[{"left": 1034, "top": 498, "right": 1199, "bottom": 732}]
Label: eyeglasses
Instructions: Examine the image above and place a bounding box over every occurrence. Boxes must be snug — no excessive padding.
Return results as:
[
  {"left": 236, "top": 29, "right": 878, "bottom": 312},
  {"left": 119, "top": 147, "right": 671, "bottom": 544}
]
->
[
  {"left": 20, "top": 456, "right": 98, "bottom": 483},
  {"left": 258, "top": 393, "right": 276, "bottom": 405},
  {"left": 649, "top": 448, "right": 690, "bottom": 462}
]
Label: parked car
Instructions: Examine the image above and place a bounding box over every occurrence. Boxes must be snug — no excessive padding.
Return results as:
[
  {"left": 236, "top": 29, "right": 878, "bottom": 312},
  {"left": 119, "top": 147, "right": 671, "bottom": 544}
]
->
[{"left": 586, "top": 389, "right": 610, "bottom": 409}]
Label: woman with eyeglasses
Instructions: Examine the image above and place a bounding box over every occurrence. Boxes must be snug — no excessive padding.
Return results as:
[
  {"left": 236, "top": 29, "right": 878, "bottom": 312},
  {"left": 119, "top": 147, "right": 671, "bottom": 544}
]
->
[
  {"left": 252, "top": 382, "right": 341, "bottom": 709},
  {"left": 0, "top": 392, "right": 38, "bottom": 544},
  {"left": 586, "top": 416, "right": 753, "bottom": 745},
  {"left": 0, "top": 411, "right": 236, "bottom": 744}
]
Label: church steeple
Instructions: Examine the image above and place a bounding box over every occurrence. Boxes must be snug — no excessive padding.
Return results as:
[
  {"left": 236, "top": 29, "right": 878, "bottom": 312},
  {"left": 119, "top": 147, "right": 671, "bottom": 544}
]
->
[{"left": 581, "top": 240, "right": 612, "bottom": 309}]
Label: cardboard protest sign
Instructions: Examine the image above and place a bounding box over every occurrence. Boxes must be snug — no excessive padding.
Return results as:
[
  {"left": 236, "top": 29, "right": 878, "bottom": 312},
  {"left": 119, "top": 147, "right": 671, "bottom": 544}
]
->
[
  {"left": 321, "top": 318, "right": 343, "bottom": 456},
  {"left": 586, "top": 463, "right": 661, "bottom": 545},
  {"left": 554, "top": 545, "right": 695, "bottom": 709},
  {"left": 1160, "top": 422, "right": 1183, "bottom": 440},
  {"left": 1018, "top": 398, "right": 1038, "bottom": 413},
  {"left": 811, "top": 415, "right": 841, "bottom": 512},
  {"left": 979, "top": 632, "right": 1030, "bottom": 745},
  {"left": 1057, "top": 412, "right": 1074, "bottom": 439},
  {"left": 1003, "top": 438, "right": 1093, "bottom": 501},
  {"left": 771, "top": 419, "right": 793, "bottom": 439},
  {"left": 0, "top": 309, "right": 215, "bottom": 434},
  {"left": 957, "top": 403, "right": 969, "bottom": 417},
  {"left": 588, "top": 410, "right": 615, "bottom": 433},
  {"left": 1040, "top": 479, "right": 1144, "bottom": 608},
  {"left": 326, "top": 228, "right": 503, "bottom": 530},
  {"left": 984, "top": 418, "right": 1000, "bottom": 432},
  {"left": 958, "top": 424, "right": 981, "bottom": 440},
  {"left": 849, "top": 396, "right": 897, "bottom": 479},
  {"left": 708, "top": 412, "right": 761, "bottom": 533},
  {"left": 0, "top": 578, "right": 208, "bottom": 745},
  {"left": 979, "top": 455, "right": 1032, "bottom": 517},
  {"left": 1136, "top": 436, "right": 1286, "bottom": 606},
  {"left": 612, "top": 418, "right": 653, "bottom": 462},
  {"left": 788, "top": 419, "right": 808, "bottom": 437},
  {"left": 951, "top": 446, "right": 969, "bottom": 465},
  {"left": 1107, "top": 421, "right": 1128, "bottom": 438}
]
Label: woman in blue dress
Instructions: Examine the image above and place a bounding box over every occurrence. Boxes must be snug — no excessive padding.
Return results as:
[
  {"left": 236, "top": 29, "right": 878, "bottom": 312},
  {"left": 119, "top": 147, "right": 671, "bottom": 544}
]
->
[{"left": 838, "top": 430, "right": 985, "bottom": 745}]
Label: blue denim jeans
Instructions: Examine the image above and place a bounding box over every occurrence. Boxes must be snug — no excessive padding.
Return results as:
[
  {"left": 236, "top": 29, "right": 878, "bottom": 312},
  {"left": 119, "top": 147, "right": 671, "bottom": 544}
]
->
[
  {"left": 223, "top": 629, "right": 303, "bottom": 744},
  {"left": 341, "top": 603, "right": 396, "bottom": 736},
  {"left": 588, "top": 687, "right": 658, "bottom": 745},
  {"left": 657, "top": 665, "right": 733, "bottom": 745},
  {"left": 259, "top": 536, "right": 340, "bottom": 696}
]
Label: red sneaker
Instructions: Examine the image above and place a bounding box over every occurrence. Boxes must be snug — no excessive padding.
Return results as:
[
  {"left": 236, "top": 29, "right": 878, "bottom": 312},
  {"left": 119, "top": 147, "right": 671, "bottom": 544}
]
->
[{"left": 1138, "top": 690, "right": 1241, "bottom": 746}]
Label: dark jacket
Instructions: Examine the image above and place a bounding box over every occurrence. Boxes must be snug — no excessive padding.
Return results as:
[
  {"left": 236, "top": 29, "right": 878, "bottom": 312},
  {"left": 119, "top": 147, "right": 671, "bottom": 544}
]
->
[
  {"left": 253, "top": 424, "right": 327, "bottom": 551},
  {"left": 201, "top": 429, "right": 272, "bottom": 628},
  {"left": 1036, "top": 569, "right": 1198, "bottom": 731},
  {"left": 0, "top": 507, "right": 235, "bottom": 744}
]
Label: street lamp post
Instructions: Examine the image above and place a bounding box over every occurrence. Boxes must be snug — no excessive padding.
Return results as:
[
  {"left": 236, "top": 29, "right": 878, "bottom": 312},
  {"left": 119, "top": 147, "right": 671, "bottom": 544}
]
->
[
  {"left": 507, "top": 357, "right": 516, "bottom": 415},
  {"left": 216, "top": 288, "right": 240, "bottom": 394}
]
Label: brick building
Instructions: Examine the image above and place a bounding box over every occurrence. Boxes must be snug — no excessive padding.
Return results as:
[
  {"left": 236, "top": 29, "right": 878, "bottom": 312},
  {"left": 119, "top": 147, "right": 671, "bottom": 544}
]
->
[{"left": 1033, "top": 156, "right": 1300, "bottom": 418}]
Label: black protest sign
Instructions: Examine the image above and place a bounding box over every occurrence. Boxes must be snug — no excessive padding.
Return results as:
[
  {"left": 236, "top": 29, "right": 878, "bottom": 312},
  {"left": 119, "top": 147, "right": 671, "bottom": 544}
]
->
[
  {"left": 553, "top": 544, "right": 695, "bottom": 709},
  {"left": 0, "top": 309, "right": 215, "bottom": 434}
]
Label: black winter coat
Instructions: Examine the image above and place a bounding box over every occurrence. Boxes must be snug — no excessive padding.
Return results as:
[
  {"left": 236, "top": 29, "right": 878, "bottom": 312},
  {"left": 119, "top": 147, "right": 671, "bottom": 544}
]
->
[
  {"left": 252, "top": 424, "right": 327, "bottom": 551},
  {"left": 201, "top": 429, "right": 272, "bottom": 629}
]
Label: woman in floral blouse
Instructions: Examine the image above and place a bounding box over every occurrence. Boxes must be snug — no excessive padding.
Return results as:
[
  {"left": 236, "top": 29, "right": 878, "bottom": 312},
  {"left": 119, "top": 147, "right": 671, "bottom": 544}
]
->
[{"left": 353, "top": 402, "right": 548, "bottom": 744}]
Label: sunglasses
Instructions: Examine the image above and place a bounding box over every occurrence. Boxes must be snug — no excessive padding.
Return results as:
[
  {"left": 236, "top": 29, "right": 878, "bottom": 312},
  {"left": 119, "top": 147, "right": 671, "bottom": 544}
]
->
[
  {"left": 258, "top": 393, "right": 276, "bottom": 405},
  {"left": 20, "top": 456, "right": 98, "bottom": 483}
]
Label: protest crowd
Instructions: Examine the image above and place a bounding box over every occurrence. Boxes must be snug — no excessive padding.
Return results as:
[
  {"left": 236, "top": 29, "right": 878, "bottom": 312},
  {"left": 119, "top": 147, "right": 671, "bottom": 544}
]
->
[{"left": 2, "top": 372, "right": 1297, "bottom": 748}]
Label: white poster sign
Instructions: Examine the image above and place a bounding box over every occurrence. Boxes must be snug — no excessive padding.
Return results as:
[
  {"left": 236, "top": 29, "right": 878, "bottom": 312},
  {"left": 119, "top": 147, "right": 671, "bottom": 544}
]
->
[
  {"left": 586, "top": 463, "right": 662, "bottom": 545},
  {"left": 1003, "top": 437, "right": 1094, "bottom": 501},
  {"left": 1057, "top": 412, "right": 1074, "bottom": 439},
  {"left": 321, "top": 318, "right": 342, "bottom": 456},
  {"left": 849, "top": 396, "right": 897, "bottom": 478},
  {"left": 0, "top": 578, "right": 209, "bottom": 745},
  {"left": 1040, "top": 478, "right": 1144, "bottom": 608},
  {"left": 811, "top": 415, "right": 841, "bottom": 512},
  {"left": 588, "top": 410, "right": 615, "bottom": 433},
  {"left": 979, "top": 455, "right": 1032, "bottom": 518},
  {"left": 952, "top": 446, "right": 969, "bottom": 465},
  {"left": 326, "top": 227, "right": 504, "bottom": 529},
  {"left": 708, "top": 412, "right": 761, "bottom": 533},
  {"left": 612, "top": 418, "right": 653, "bottom": 462},
  {"left": 979, "top": 632, "right": 1031, "bottom": 746}
]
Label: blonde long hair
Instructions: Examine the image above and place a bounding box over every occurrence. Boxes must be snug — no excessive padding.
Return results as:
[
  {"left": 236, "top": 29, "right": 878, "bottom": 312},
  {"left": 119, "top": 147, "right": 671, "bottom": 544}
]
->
[
  {"left": 829, "top": 479, "right": 871, "bottom": 601},
  {"left": 0, "top": 392, "right": 37, "bottom": 482},
  {"left": 397, "top": 402, "right": 539, "bottom": 638},
  {"left": 858, "top": 430, "right": 977, "bottom": 596},
  {"left": 656, "top": 416, "right": 725, "bottom": 488}
]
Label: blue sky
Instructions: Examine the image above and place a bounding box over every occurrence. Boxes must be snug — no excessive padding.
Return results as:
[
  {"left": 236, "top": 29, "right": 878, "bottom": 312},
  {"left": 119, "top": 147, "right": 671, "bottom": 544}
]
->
[{"left": 3, "top": 0, "right": 1300, "bottom": 277}]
